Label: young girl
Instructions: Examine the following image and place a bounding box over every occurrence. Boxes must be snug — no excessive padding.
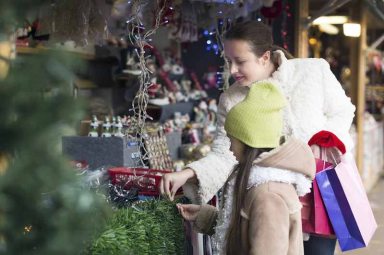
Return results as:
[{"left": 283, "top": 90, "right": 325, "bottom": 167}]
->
[
  {"left": 160, "top": 21, "right": 355, "bottom": 254},
  {"left": 177, "top": 82, "right": 315, "bottom": 255}
]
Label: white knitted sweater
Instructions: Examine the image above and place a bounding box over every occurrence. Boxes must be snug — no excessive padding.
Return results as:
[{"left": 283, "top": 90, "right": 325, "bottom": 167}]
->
[{"left": 183, "top": 51, "right": 356, "bottom": 204}]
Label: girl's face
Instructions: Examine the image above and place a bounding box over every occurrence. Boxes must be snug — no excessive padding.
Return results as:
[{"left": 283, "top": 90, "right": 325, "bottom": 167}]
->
[
  {"left": 224, "top": 39, "right": 271, "bottom": 86},
  {"left": 229, "top": 136, "right": 245, "bottom": 163}
]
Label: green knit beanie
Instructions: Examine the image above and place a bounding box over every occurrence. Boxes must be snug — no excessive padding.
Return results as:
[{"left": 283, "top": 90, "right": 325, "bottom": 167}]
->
[{"left": 224, "top": 82, "right": 287, "bottom": 148}]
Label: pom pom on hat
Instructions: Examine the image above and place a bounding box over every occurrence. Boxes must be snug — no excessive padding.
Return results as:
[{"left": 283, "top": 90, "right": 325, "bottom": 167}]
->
[{"left": 224, "top": 82, "right": 286, "bottom": 148}]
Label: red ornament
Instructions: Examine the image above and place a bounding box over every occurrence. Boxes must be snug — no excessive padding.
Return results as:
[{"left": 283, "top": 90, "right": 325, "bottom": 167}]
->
[{"left": 261, "top": 0, "right": 282, "bottom": 19}]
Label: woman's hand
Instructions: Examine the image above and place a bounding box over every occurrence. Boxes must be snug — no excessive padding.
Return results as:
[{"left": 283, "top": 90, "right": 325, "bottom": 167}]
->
[
  {"left": 159, "top": 168, "right": 196, "bottom": 201},
  {"left": 176, "top": 203, "right": 201, "bottom": 221},
  {"left": 311, "top": 145, "right": 341, "bottom": 164}
]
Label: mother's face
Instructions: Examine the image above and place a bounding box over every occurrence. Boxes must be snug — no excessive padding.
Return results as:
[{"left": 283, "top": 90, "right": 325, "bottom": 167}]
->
[{"left": 224, "top": 39, "right": 271, "bottom": 87}]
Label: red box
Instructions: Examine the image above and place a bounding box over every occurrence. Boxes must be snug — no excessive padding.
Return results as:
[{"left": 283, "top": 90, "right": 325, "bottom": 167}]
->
[{"left": 108, "top": 167, "right": 172, "bottom": 196}]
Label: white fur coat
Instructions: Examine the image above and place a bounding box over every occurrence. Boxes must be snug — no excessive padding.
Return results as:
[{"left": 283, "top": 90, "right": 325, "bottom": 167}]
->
[{"left": 183, "top": 51, "right": 355, "bottom": 204}]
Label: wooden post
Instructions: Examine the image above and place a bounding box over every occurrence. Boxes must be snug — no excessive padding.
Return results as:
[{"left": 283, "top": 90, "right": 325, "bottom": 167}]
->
[
  {"left": 349, "top": 0, "right": 367, "bottom": 173},
  {"left": 294, "top": 0, "right": 308, "bottom": 58}
]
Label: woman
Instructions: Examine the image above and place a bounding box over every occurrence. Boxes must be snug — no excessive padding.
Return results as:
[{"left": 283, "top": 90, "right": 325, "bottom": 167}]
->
[{"left": 160, "top": 21, "right": 355, "bottom": 254}]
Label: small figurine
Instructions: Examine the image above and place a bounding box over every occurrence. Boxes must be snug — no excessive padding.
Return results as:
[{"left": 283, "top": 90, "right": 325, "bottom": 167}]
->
[
  {"left": 114, "top": 116, "right": 124, "bottom": 137},
  {"left": 101, "top": 116, "right": 112, "bottom": 137},
  {"left": 194, "top": 101, "right": 208, "bottom": 126},
  {"left": 207, "top": 99, "right": 218, "bottom": 132},
  {"left": 111, "top": 116, "right": 116, "bottom": 135},
  {"left": 88, "top": 115, "right": 99, "bottom": 137},
  {"left": 203, "top": 66, "right": 218, "bottom": 90},
  {"left": 124, "top": 51, "right": 141, "bottom": 75}
]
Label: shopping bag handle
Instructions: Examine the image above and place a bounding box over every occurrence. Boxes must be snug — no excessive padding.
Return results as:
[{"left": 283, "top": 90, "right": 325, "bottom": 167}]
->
[
  {"left": 308, "top": 130, "right": 346, "bottom": 154},
  {"left": 319, "top": 147, "right": 339, "bottom": 166}
]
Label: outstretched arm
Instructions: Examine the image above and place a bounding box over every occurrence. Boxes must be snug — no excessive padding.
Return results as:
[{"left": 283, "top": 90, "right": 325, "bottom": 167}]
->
[{"left": 160, "top": 91, "right": 238, "bottom": 203}]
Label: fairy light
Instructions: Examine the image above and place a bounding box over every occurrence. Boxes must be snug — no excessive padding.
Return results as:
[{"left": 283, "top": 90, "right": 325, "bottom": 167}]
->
[
  {"left": 127, "top": 0, "right": 167, "bottom": 167},
  {"left": 281, "top": 0, "right": 292, "bottom": 50},
  {"left": 214, "top": 17, "right": 231, "bottom": 90},
  {"left": 23, "top": 225, "right": 32, "bottom": 234}
]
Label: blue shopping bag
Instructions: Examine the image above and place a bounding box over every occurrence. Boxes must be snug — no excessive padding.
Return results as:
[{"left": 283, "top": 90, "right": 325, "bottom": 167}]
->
[{"left": 316, "top": 155, "right": 377, "bottom": 252}]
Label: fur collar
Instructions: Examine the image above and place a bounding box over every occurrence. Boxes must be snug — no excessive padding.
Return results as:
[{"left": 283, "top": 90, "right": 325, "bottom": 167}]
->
[{"left": 247, "top": 166, "right": 312, "bottom": 196}]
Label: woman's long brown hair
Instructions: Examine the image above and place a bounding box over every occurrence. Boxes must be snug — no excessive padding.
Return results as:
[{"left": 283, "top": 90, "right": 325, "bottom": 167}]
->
[
  {"left": 225, "top": 145, "right": 271, "bottom": 255},
  {"left": 224, "top": 21, "right": 294, "bottom": 61}
]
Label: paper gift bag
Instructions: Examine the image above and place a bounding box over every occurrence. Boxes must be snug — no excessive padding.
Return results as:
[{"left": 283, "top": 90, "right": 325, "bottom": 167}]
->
[
  {"left": 300, "top": 159, "right": 334, "bottom": 236},
  {"left": 316, "top": 154, "right": 377, "bottom": 251}
]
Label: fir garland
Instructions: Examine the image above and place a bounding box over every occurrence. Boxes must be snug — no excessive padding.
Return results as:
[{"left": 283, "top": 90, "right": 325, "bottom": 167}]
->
[{"left": 88, "top": 199, "right": 185, "bottom": 255}]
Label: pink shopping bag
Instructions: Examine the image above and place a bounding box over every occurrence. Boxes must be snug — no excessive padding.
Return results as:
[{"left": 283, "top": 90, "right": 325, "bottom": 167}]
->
[
  {"left": 300, "top": 158, "right": 335, "bottom": 236},
  {"left": 316, "top": 153, "right": 377, "bottom": 251}
]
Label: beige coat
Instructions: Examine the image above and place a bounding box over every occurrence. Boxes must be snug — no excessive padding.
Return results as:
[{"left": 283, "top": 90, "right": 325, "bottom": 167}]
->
[{"left": 193, "top": 138, "right": 316, "bottom": 255}]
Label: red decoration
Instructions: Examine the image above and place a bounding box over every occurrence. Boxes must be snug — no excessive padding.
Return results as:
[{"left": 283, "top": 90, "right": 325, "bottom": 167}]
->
[
  {"left": 261, "top": 0, "right": 282, "bottom": 19},
  {"left": 308, "top": 130, "right": 346, "bottom": 154},
  {"left": 158, "top": 69, "right": 177, "bottom": 92},
  {"left": 189, "top": 71, "right": 203, "bottom": 90}
]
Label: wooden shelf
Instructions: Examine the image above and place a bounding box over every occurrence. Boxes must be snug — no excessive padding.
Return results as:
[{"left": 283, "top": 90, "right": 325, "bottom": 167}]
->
[
  {"left": 366, "top": 86, "right": 384, "bottom": 91},
  {"left": 16, "top": 46, "right": 94, "bottom": 60},
  {"left": 74, "top": 78, "right": 97, "bottom": 89}
]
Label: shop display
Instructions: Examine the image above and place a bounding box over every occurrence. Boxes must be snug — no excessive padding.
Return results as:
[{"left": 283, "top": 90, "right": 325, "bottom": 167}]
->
[{"left": 144, "top": 131, "right": 174, "bottom": 170}]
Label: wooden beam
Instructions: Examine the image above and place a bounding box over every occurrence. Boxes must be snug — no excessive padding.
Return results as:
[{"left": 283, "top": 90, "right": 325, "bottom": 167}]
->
[
  {"left": 349, "top": 0, "right": 367, "bottom": 173},
  {"left": 305, "top": 0, "right": 352, "bottom": 25},
  {"left": 294, "top": 0, "right": 308, "bottom": 58}
]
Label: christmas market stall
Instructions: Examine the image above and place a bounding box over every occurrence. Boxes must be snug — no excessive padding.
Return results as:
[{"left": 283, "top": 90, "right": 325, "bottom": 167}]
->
[{"left": 0, "top": 0, "right": 314, "bottom": 254}]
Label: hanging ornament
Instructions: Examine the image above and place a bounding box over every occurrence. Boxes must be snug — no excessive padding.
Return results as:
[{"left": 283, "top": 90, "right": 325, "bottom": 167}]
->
[
  {"left": 261, "top": 0, "right": 282, "bottom": 24},
  {"left": 280, "top": 0, "right": 292, "bottom": 51}
]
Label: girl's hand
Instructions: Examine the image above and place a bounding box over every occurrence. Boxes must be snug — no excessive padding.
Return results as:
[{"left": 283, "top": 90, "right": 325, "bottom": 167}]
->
[
  {"left": 176, "top": 203, "right": 201, "bottom": 221},
  {"left": 159, "top": 168, "right": 196, "bottom": 201}
]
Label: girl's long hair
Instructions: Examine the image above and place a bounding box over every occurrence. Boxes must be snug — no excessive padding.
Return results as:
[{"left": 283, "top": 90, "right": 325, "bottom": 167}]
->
[{"left": 225, "top": 145, "right": 272, "bottom": 255}]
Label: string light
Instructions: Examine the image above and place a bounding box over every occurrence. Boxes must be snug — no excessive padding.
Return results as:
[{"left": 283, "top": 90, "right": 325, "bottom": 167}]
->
[
  {"left": 214, "top": 17, "right": 231, "bottom": 90},
  {"left": 127, "top": 0, "right": 167, "bottom": 166},
  {"left": 281, "top": 0, "right": 292, "bottom": 50},
  {"left": 23, "top": 225, "right": 32, "bottom": 234},
  {"left": 202, "top": 27, "right": 219, "bottom": 55}
]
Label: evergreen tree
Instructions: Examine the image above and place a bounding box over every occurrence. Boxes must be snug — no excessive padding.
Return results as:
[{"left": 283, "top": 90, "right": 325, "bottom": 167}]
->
[{"left": 0, "top": 1, "right": 109, "bottom": 254}]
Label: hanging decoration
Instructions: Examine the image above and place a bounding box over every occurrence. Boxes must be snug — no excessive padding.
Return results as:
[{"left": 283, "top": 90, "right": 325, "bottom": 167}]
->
[
  {"left": 214, "top": 16, "right": 231, "bottom": 90},
  {"left": 167, "top": 1, "right": 198, "bottom": 42},
  {"left": 202, "top": 28, "right": 220, "bottom": 55},
  {"left": 281, "top": 0, "right": 292, "bottom": 50},
  {"left": 197, "top": 2, "right": 236, "bottom": 91},
  {"left": 260, "top": 0, "right": 282, "bottom": 24},
  {"left": 127, "top": 0, "right": 168, "bottom": 167}
]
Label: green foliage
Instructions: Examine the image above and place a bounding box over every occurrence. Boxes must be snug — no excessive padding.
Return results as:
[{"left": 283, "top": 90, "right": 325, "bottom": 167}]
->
[
  {"left": 0, "top": 29, "right": 109, "bottom": 255},
  {"left": 88, "top": 199, "right": 185, "bottom": 255}
]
